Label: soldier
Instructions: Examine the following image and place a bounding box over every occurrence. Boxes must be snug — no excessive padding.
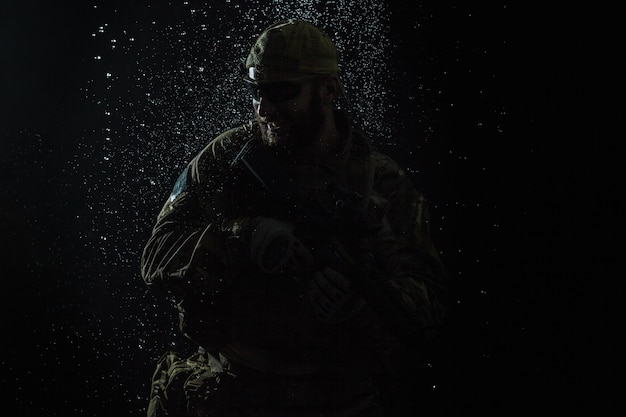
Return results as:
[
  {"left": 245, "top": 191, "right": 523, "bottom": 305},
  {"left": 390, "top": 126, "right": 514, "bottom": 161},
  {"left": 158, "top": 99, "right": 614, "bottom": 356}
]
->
[{"left": 141, "top": 19, "right": 447, "bottom": 417}]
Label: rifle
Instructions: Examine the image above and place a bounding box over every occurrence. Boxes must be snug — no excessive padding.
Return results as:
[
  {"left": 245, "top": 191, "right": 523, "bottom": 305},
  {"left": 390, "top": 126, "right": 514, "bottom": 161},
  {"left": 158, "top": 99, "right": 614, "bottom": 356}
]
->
[{"left": 230, "top": 138, "right": 426, "bottom": 347}]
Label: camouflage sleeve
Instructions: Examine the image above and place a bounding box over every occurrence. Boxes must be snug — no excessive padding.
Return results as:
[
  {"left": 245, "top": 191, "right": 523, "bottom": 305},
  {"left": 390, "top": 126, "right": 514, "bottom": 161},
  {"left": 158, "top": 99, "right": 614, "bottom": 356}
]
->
[
  {"left": 371, "top": 151, "right": 448, "bottom": 337},
  {"left": 140, "top": 127, "right": 252, "bottom": 298}
]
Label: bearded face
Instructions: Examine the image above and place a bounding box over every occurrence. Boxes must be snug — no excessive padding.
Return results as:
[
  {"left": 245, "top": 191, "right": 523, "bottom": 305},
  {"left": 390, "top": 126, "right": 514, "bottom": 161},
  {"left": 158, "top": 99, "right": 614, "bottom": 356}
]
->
[{"left": 253, "top": 79, "right": 325, "bottom": 149}]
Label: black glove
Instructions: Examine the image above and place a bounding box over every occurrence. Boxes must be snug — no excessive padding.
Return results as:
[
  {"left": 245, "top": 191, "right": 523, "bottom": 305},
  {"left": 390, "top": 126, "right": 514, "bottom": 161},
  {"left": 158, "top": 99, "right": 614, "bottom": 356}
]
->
[
  {"left": 306, "top": 266, "right": 365, "bottom": 322},
  {"left": 248, "top": 217, "right": 313, "bottom": 274}
]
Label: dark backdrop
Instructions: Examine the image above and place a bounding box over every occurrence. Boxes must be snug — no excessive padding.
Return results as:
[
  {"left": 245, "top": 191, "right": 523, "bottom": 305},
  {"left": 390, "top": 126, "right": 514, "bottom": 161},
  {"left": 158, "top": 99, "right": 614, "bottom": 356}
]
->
[{"left": 1, "top": 1, "right": 615, "bottom": 416}]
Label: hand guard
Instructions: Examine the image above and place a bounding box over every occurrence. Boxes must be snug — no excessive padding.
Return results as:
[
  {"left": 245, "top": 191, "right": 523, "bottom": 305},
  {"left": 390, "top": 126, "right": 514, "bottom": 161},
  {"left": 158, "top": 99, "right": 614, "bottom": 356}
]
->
[{"left": 306, "top": 267, "right": 365, "bottom": 322}]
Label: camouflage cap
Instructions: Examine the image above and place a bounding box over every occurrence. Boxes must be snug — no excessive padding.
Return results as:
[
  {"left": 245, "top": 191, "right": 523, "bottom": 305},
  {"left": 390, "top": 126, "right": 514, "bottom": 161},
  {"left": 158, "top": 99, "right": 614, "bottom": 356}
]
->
[{"left": 244, "top": 19, "right": 340, "bottom": 83}]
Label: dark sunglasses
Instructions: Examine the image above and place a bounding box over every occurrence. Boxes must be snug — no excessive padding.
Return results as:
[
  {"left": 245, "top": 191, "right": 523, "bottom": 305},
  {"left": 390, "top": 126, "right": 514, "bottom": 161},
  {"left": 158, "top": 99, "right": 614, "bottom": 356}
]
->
[{"left": 245, "top": 80, "right": 305, "bottom": 103}]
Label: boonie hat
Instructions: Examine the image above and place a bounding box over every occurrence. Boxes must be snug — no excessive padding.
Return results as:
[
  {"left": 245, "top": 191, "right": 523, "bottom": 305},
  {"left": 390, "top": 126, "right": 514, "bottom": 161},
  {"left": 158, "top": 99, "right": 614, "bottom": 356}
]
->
[{"left": 244, "top": 19, "right": 341, "bottom": 83}]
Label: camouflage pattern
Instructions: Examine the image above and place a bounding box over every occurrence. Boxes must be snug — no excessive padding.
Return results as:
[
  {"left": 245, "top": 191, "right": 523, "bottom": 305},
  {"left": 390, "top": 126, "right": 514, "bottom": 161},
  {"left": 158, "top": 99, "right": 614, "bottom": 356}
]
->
[
  {"left": 141, "top": 111, "right": 447, "bottom": 416},
  {"left": 245, "top": 19, "right": 340, "bottom": 82}
]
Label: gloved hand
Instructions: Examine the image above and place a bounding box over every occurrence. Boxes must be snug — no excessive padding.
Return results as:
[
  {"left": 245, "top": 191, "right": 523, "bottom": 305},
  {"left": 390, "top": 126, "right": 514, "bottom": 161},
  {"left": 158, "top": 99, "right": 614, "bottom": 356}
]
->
[
  {"left": 306, "top": 266, "right": 365, "bottom": 322},
  {"left": 248, "top": 217, "right": 313, "bottom": 274}
]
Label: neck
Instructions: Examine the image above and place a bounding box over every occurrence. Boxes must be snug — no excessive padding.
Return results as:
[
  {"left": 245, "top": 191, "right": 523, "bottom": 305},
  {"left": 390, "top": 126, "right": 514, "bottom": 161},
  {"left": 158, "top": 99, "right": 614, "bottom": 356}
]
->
[{"left": 294, "top": 110, "right": 342, "bottom": 161}]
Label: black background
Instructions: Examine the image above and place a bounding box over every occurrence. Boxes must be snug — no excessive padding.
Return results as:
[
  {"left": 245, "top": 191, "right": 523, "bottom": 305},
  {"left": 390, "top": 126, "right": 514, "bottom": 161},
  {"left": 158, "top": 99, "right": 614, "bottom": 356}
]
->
[{"left": 1, "top": 1, "right": 617, "bottom": 416}]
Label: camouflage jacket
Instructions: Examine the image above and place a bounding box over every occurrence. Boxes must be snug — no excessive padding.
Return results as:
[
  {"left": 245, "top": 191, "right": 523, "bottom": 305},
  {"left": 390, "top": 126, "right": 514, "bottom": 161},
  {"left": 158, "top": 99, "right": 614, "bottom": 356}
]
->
[{"left": 141, "top": 113, "right": 447, "bottom": 384}]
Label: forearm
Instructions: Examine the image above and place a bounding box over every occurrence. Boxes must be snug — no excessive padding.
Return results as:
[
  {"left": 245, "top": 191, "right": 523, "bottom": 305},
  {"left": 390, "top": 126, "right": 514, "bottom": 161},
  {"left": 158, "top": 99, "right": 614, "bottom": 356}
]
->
[
  {"left": 372, "top": 192, "right": 448, "bottom": 338},
  {"left": 366, "top": 234, "right": 447, "bottom": 344},
  {"left": 141, "top": 215, "right": 254, "bottom": 297},
  {"left": 141, "top": 220, "right": 216, "bottom": 294}
]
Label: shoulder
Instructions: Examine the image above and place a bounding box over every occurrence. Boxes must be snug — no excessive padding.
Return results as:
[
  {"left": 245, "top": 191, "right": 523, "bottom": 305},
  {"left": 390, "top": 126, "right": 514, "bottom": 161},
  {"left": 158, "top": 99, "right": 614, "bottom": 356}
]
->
[
  {"left": 370, "top": 149, "right": 414, "bottom": 196},
  {"left": 201, "top": 121, "right": 257, "bottom": 162},
  {"left": 369, "top": 148, "right": 430, "bottom": 230},
  {"left": 190, "top": 121, "right": 259, "bottom": 182},
  {"left": 371, "top": 149, "right": 401, "bottom": 174},
  {"left": 348, "top": 127, "right": 423, "bottom": 202},
  {"left": 349, "top": 128, "right": 407, "bottom": 186}
]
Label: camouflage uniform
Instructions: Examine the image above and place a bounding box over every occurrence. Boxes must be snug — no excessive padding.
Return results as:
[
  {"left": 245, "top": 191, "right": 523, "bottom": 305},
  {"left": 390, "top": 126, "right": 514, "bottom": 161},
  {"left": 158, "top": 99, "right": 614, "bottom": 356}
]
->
[{"left": 141, "top": 111, "right": 447, "bottom": 416}]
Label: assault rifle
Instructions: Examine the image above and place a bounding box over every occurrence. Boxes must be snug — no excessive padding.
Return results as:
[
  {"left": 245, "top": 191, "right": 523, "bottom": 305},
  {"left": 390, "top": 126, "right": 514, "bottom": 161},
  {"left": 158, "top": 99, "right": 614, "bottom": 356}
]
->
[{"left": 230, "top": 138, "right": 426, "bottom": 347}]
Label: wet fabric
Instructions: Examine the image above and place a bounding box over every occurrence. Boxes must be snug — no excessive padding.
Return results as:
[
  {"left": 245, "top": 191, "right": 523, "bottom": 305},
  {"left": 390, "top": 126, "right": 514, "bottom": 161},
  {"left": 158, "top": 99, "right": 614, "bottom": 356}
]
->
[{"left": 141, "top": 112, "right": 447, "bottom": 415}]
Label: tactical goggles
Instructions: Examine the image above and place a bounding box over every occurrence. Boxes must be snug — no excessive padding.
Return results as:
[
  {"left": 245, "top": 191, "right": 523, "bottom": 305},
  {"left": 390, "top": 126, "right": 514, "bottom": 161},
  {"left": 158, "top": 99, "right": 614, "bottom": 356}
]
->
[
  {"left": 244, "top": 75, "right": 322, "bottom": 103},
  {"left": 244, "top": 80, "right": 305, "bottom": 103}
]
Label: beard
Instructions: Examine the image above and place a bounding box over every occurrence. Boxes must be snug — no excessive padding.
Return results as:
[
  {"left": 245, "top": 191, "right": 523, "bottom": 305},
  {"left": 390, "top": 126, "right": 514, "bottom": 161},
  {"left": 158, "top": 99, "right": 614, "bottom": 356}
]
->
[{"left": 258, "top": 92, "right": 325, "bottom": 150}]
